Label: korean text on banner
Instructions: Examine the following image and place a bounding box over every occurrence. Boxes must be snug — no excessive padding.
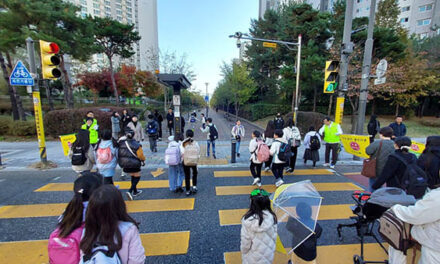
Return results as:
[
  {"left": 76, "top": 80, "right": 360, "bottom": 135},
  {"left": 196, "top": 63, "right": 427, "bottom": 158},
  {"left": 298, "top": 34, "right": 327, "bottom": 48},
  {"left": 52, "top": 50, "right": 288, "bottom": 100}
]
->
[
  {"left": 339, "top": 134, "right": 370, "bottom": 158},
  {"left": 59, "top": 134, "right": 76, "bottom": 156},
  {"left": 410, "top": 141, "right": 425, "bottom": 156}
]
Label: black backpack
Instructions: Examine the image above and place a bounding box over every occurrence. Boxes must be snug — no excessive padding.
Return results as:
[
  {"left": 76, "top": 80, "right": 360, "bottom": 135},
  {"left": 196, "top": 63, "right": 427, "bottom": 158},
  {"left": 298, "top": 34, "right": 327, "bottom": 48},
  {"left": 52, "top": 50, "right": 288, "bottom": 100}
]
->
[
  {"left": 209, "top": 125, "right": 218, "bottom": 141},
  {"left": 393, "top": 154, "right": 428, "bottom": 199},
  {"left": 71, "top": 146, "right": 87, "bottom": 165},
  {"left": 309, "top": 133, "right": 321, "bottom": 151},
  {"left": 277, "top": 141, "right": 292, "bottom": 162}
]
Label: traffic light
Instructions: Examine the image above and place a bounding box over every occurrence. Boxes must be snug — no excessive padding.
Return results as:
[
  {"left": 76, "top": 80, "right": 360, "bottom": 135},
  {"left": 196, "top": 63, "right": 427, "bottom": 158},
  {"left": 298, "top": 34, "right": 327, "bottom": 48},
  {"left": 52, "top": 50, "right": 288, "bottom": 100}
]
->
[
  {"left": 39, "top": 40, "right": 61, "bottom": 79},
  {"left": 324, "top": 60, "right": 339, "bottom": 94}
]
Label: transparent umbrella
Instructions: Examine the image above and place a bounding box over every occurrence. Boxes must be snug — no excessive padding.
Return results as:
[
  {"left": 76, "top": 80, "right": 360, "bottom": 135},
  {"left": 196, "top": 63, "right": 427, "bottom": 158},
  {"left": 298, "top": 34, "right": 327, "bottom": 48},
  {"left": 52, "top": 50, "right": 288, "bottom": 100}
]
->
[{"left": 270, "top": 180, "right": 323, "bottom": 255}]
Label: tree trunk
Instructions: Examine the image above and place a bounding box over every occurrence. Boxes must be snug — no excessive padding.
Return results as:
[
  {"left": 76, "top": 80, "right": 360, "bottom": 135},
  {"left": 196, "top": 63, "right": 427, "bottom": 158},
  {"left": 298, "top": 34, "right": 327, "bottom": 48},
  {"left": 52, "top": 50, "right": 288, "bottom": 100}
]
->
[
  {"left": 327, "top": 94, "right": 334, "bottom": 116},
  {"left": 108, "top": 56, "right": 120, "bottom": 106},
  {"left": 313, "top": 85, "right": 317, "bottom": 112},
  {"left": 0, "top": 52, "right": 19, "bottom": 120},
  {"left": 395, "top": 104, "right": 400, "bottom": 116},
  {"left": 419, "top": 97, "right": 428, "bottom": 118},
  {"left": 60, "top": 55, "right": 74, "bottom": 108},
  {"left": 45, "top": 80, "right": 54, "bottom": 111},
  {"left": 5, "top": 52, "right": 26, "bottom": 121}
]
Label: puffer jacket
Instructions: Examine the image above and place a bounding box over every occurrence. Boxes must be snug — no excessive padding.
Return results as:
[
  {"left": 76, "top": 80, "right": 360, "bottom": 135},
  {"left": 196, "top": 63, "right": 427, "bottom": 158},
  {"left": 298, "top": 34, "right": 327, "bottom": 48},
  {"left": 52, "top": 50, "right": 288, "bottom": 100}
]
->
[
  {"left": 240, "top": 210, "right": 277, "bottom": 264},
  {"left": 95, "top": 140, "right": 118, "bottom": 177},
  {"left": 392, "top": 188, "right": 440, "bottom": 264},
  {"left": 118, "top": 137, "right": 142, "bottom": 169}
]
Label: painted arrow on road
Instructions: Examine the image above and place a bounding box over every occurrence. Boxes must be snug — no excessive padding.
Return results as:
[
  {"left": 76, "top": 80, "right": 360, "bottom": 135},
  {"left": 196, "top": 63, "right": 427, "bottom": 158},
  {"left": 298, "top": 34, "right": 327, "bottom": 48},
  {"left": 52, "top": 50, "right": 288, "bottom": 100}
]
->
[{"left": 151, "top": 168, "right": 165, "bottom": 178}]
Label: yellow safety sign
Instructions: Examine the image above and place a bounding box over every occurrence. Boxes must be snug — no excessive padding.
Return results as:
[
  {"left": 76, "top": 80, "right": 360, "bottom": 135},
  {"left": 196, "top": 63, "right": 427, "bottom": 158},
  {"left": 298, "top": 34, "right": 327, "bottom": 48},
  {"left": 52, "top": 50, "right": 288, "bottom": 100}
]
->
[
  {"left": 410, "top": 141, "right": 425, "bottom": 156},
  {"left": 59, "top": 134, "right": 77, "bottom": 156},
  {"left": 32, "top": 91, "right": 47, "bottom": 161},
  {"left": 334, "top": 97, "right": 345, "bottom": 125},
  {"left": 339, "top": 134, "right": 370, "bottom": 158},
  {"left": 263, "top": 42, "right": 277, "bottom": 48}
]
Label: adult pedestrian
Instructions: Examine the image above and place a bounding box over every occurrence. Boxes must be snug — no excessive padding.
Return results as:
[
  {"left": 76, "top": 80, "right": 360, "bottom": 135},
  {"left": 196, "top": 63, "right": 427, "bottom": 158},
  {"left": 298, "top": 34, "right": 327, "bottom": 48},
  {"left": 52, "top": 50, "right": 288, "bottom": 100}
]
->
[
  {"left": 318, "top": 117, "right": 343, "bottom": 169},
  {"left": 417, "top": 136, "right": 440, "bottom": 188},
  {"left": 367, "top": 115, "right": 380, "bottom": 143},
  {"left": 166, "top": 134, "right": 184, "bottom": 193},
  {"left": 121, "top": 109, "right": 131, "bottom": 130},
  {"left": 200, "top": 118, "right": 218, "bottom": 159},
  {"left": 69, "top": 129, "right": 96, "bottom": 174},
  {"left": 200, "top": 113, "right": 206, "bottom": 124},
  {"left": 153, "top": 109, "right": 163, "bottom": 141},
  {"left": 389, "top": 115, "right": 407, "bottom": 139},
  {"left": 81, "top": 117, "right": 99, "bottom": 148},
  {"left": 181, "top": 129, "right": 200, "bottom": 196},
  {"left": 166, "top": 108, "right": 174, "bottom": 136},
  {"left": 231, "top": 120, "right": 245, "bottom": 158},
  {"left": 365, "top": 127, "right": 395, "bottom": 192},
  {"left": 146, "top": 114, "right": 159, "bottom": 152},
  {"left": 303, "top": 126, "right": 321, "bottom": 167},
  {"left": 241, "top": 189, "right": 277, "bottom": 264},
  {"left": 95, "top": 129, "right": 119, "bottom": 185},
  {"left": 282, "top": 118, "right": 301, "bottom": 173},
  {"left": 274, "top": 113, "right": 284, "bottom": 130},
  {"left": 270, "top": 129, "right": 287, "bottom": 187},
  {"left": 117, "top": 129, "right": 146, "bottom": 201},
  {"left": 80, "top": 185, "right": 146, "bottom": 264},
  {"left": 263, "top": 120, "right": 276, "bottom": 172},
  {"left": 111, "top": 112, "right": 121, "bottom": 140},
  {"left": 127, "top": 115, "right": 144, "bottom": 143},
  {"left": 249, "top": 130, "right": 263, "bottom": 186}
]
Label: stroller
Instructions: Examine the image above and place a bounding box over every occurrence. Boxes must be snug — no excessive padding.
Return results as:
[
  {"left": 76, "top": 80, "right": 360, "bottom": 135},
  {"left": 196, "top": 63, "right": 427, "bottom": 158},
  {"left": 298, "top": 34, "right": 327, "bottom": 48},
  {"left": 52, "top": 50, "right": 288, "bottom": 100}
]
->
[{"left": 337, "top": 187, "right": 416, "bottom": 264}]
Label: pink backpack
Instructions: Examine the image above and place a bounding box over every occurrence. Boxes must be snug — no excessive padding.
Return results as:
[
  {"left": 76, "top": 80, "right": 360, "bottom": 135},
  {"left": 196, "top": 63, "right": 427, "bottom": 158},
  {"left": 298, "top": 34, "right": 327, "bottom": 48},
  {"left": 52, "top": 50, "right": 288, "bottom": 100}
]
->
[
  {"left": 97, "top": 146, "right": 113, "bottom": 164},
  {"left": 256, "top": 140, "right": 270, "bottom": 163},
  {"left": 48, "top": 224, "right": 84, "bottom": 264}
]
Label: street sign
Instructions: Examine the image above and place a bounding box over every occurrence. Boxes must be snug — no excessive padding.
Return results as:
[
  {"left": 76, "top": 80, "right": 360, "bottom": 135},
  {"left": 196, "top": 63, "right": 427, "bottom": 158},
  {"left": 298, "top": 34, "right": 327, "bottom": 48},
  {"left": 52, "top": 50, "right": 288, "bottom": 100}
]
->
[
  {"left": 374, "top": 77, "right": 386, "bottom": 85},
  {"left": 204, "top": 95, "right": 209, "bottom": 102},
  {"left": 9, "top": 60, "right": 34, "bottom": 86},
  {"left": 375, "top": 59, "right": 388, "bottom": 78},
  {"left": 263, "top": 42, "right": 277, "bottom": 48}
]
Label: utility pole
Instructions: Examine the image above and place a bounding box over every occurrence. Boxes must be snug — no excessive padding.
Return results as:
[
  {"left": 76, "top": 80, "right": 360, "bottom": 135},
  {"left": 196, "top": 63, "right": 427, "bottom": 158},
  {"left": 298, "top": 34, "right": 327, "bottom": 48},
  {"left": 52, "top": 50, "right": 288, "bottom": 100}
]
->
[
  {"left": 356, "top": 0, "right": 377, "bottom": 136},
  {"left": 205, "top": 82, "right": 209, "bottom": 117},
  {"left": 293, "top": 34, "right": 301, "bottom": 125}
]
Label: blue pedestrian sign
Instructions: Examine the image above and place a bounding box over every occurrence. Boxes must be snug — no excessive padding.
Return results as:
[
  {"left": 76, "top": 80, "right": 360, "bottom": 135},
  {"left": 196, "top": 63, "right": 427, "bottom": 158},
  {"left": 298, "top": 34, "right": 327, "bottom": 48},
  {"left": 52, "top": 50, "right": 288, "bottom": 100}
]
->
[
  {"left": 9, "top": 60, "right": 34, "bottom": 86},
  {"left": 205, "top": 95, "right": 209, "bottom": 102}
]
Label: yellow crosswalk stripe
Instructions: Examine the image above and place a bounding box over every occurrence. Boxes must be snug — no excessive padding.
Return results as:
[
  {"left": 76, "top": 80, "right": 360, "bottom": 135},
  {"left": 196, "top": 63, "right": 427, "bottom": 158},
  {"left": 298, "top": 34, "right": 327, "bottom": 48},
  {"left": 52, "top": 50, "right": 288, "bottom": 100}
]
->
[
  {"left": 216, "top": 182, "right": 362, "bottom": 196},
  {"left": 214, "top": 169, "right": 332, "bottom": 177},
  {"left": 219, "top": 204, "right": 353, "bottom": 226},
  {"left": 0, "top": 231, "right": 190, "bottom": 263},
  {"left": 0, "top": 198, "right": 194, "bottom": 219}
]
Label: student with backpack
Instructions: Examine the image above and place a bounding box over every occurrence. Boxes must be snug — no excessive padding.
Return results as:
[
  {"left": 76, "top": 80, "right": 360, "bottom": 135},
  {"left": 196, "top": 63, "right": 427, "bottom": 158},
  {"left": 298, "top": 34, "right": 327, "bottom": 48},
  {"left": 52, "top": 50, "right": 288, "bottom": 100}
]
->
[
  {"left": 231, "top": 120, "right": 245, "bottom": 158},
  {"left": 118, "top": 129, "right": 146, "bottom": 201},
  {"left": 263, "top": 120, "right": 276, "bottom": 172},
  {"left": 303, "top": 126, "right": 321, "bottom": 167},
  {"left": 48, "top": 173, "right": 102, "bottom": 264},
  {"left": 79, "top": 185, "right": 145, "bottom": 264},
  {"left": 69, "top": 129, "right": 96, "bottom": 174},
  {"left": 282, "top": 118, "right": 301, "bottom": 173},
  {"left": 270, "top": 129, "right": 289, "bottom": 187},
  {"left": 146, "top": 114, "right": 159, "bottom": 152},
  {"left": 189, "top": 112, "right": 198, "bottom": 130},
  {"left": 165, "top": 134, "right": 184, "bottom": 193},
  {"left": 372, "top": 136, "right": 428, "bottom": 199},
  {"left": 180, "top": 130, "right": 200, "bottom": 196},
  {"left": 249, "top": 131, "right": 269, "bottom": 187},
  {"left": 367, "top": 115, "right": 380, "bottom": 143},
  {"left": 417, "top": 135, "right": 440, "bottom": 189},
  {"left": 96, "top": 129, "right": 118, "bottom": 185},
  {"left": 241, "top": 188, "right": 277, "bottom": 264},
  {"left": 200, "top": 117, "right": 218, "bottom": 159}
]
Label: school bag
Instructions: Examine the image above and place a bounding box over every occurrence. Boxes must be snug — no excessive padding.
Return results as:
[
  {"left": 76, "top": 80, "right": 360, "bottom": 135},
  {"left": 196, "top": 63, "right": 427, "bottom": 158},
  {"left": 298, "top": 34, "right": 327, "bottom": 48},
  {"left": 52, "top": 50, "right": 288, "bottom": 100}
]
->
[
  {"left": 392, "top": 154, "right": 428, "bottom": 199},
  {"left": 379, "top": 209, "right": 413, "bottom": 254},
  {"left": 309, "top": 133, "right": 321, "bottom": 151},
  {"left": 146, "top": 121, "right": 157, "bottom": 136},
  {"left": 255, "top": 140, "right": 270, "bottom": 163},
  {"left": 190, "top": 116, "right": 196, "bottom": 123},
  {"left": 72, "top": 146, "right": 87, "bottom": 166},
  {"left": 96, "top": 146, "right": 113, "bottom": 164},
  {"left": 48, "top": 224, "right": 85, "bottom": 264},
  {"left": 165, "top": 145, "right": 180, "bottom": 166},
  {"left": 183, "top": 142, "right": 200, "bottom": 166},
  {"left": 209, "top": 125, "right": 218, "bottom": 141},
  {"left": 276, "top": 141, "right": 292, "bottom": 162}
]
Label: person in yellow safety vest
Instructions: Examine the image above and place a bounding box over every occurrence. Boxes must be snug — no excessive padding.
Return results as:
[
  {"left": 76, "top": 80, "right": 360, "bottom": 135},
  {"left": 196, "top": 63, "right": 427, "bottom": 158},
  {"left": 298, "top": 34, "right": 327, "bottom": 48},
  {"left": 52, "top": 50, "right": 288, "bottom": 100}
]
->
[
  {"left": 318, "top": 116, "right": 343, "bottom": 169},
  {"left": 82, "top": 113, "right": 99, "bottom": 148}
]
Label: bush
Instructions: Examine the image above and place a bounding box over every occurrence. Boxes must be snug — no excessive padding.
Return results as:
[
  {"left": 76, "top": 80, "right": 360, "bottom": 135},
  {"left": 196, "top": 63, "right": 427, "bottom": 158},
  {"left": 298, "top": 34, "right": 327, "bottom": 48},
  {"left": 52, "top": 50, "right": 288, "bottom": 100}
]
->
[
  {"left": 0, "top": 116, "right": 36, "bottom": 136},
  {"left": 247, "top": 103, "right": 291, "bottom": 121},
  {"left": 284, "top": 111, "right": 326, "bottom": 136},
  {"left": 0, "top": 116, "right": 10, "bottom": 135}
]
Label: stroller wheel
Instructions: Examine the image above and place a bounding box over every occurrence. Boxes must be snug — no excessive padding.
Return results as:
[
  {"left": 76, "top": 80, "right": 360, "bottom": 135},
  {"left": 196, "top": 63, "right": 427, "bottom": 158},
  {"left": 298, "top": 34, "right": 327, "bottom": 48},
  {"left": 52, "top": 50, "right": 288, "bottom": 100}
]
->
[{"left": 353, "top": 255, "right": 363, "bottom": 264}]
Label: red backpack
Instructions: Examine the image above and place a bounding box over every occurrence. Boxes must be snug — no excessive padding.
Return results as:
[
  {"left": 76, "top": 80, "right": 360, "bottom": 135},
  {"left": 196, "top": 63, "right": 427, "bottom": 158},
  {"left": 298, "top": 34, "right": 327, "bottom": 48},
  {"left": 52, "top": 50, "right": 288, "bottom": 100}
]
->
[
  {"left": 256, "top": 140, "right": 270, "bottom": 163},
  {"left": 48, "top": 224, "right": 84, "bottom": 264}
]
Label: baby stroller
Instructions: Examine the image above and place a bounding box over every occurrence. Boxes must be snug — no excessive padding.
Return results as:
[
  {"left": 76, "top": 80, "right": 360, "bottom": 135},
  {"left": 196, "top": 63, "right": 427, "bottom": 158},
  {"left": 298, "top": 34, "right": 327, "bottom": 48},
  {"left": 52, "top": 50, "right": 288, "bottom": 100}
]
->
[{"left": 337, "top": 187, "right": 416, "bottom": 264}]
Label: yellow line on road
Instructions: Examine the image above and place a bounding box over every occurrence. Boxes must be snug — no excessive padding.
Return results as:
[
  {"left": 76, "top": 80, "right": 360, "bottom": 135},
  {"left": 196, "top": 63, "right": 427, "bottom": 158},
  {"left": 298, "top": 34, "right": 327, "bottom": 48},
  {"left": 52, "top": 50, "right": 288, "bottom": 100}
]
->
[
  {"left": 214, "top": 169, "right": 332, "bottom": 177},
  {"left": 219, "top": 204, "right": 353, "bottom": 226},
  {"left": 0, "top": 198, "right": 194, "bottom": 219},
  {"left": 344, "top": 172, "right": 362, "bottom": 175},
  {"left": 216, "top": 182, "right": 362, "bottom": 196},
  {"left": 0, "top": 231, "right": 190, "bottom": 263}
]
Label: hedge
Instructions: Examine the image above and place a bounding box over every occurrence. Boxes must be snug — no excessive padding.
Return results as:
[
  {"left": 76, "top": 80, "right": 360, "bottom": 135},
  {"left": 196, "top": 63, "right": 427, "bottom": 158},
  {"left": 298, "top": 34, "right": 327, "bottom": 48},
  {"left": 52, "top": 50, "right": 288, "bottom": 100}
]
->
[
  {"left": 284, "top": 111, "right": 326, "bottom": 136},
  {"left": 0, "top": 116, "right": 36, "bottom": 136}
]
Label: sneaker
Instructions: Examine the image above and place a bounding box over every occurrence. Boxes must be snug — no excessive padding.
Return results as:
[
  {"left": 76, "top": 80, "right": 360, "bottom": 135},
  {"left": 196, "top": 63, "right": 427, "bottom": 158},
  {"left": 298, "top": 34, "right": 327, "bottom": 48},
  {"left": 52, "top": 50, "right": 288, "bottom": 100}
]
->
[
  {"left": 177, "top": 187, "right": 184, "bottom": 193},
  {"left": 256, "top": 182, "right": 262, "bottom": 187},
  {"left": 237, "top": 153, "right": 240, "bottom": 157},
  {"left": 252, "top": 178, "right": 260, "bottom": 185},
  {"left": 120, "top": 174, "right": 127, "bottom": 180},
  {"left": 192, "top": 186, "right": 198, "bottom": 193},
  {"left": 330, "top": 164, "right": 335, "bottom": 169},
  {"left": 132, "top": 190, "right": 143, "bottom": 197},
  {"left": 264, "top": 167, "right": 270, "bottom": 172},
  {"left": 186, "top": 191, "right": 191, "bottom": 196},
  {"left": 213, "top": 154, "right": 217, "bottom": 159},
  {"left": 126, "top": 191, "right": 133, "bottom": 201},
  {"left": 275, "top": 179, "right": 284, "bottom": 187},
  {"left": 323, "top": 163, "right": 330, "bottom": 167}
]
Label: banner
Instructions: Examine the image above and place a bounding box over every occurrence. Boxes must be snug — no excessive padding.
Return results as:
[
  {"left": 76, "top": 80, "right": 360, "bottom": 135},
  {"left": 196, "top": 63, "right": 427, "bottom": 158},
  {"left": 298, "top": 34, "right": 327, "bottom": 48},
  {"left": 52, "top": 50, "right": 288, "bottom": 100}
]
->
[
  {"left": 59, "top": 134, "right": 76, "bottom": 156},
  {"left": 410, "top": 141, "right": 425, "bottom": 156},
  {"left": 339, "top": 134, "right": 370, "bottom": 158}
]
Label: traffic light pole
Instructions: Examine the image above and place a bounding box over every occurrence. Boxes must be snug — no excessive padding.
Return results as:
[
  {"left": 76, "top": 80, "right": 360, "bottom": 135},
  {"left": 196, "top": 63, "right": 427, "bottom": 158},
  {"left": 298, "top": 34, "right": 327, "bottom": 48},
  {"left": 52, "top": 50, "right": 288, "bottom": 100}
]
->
[{"left": 26, "top": 37, "right": 47, "bottom": 164}]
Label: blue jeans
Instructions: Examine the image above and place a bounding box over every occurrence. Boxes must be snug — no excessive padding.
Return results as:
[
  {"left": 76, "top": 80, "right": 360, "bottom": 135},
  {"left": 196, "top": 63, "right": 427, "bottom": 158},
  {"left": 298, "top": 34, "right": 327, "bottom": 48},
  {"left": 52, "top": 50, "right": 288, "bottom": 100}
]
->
[
  {"left": 169, "top": 164, "right": 185, "bottom": 191},
  {"left": 207, "top": 140, "right": 216, "bottom": 156},
  {"left": 177, "top": 164, "right": 185, "bottom": 187},
  {"left": 236, "top": 140, "right": 241, "bottom": 154}
]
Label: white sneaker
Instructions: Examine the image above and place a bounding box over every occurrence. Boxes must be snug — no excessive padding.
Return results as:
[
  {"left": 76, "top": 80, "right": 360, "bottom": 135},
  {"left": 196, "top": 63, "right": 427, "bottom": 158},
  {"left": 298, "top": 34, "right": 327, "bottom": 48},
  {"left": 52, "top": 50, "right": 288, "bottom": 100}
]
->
[
  {"left": 252, "top": 178, "right": 260, "bottom": 185},
  {"left": 256, "top": 182, "right": 262, "bottom": 187},
  {"left": 330, "top": 164, "right": 335, "bottom": 169},
  {"left": 323, "top": 163, "right": 330, "bottom": 167},
  {"left": 126, "top": 191, "right": 133, "bottom": 201},
  {"left": 264, "top": 167, "right": 270, "bottom": 172},
  {"left": 275, "top": 179, "right": 284, "bottom": 187}
]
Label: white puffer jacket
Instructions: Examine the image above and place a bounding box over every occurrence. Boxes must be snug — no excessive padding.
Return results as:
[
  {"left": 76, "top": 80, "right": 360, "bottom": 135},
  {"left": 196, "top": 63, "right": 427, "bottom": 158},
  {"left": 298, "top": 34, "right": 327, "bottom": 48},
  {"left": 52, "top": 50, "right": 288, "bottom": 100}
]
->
[{"left": 240, "top": 211, "right": 277, "bottom": 264}]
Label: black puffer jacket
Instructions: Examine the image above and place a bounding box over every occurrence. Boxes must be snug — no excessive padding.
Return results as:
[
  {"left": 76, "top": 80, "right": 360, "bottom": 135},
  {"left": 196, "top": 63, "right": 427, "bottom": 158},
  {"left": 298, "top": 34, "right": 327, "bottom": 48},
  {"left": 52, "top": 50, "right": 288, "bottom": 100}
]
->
[{"left": 118, "top": 137, "right": 141, "bottom": 169}]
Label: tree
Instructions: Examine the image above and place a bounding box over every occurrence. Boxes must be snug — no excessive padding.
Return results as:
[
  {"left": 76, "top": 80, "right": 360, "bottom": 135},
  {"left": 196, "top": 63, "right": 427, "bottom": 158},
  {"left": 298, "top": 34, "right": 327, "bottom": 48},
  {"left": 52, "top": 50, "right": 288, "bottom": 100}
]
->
[
  {"left": 375, "top": 0, "right": 402, "bottom": 30},
  {"left": 91, "top": 16, "right": 141, "bottom": 105}
]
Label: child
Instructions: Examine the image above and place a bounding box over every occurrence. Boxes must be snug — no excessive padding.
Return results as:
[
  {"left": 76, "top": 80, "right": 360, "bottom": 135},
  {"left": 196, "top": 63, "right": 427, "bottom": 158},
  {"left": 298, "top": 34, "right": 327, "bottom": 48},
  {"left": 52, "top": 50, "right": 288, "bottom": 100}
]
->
[
  {"left": 231, "top": 120, "right": 245, "bottom": 158},
  {"left": 69, "top": 129, "right": 96, "bottom": 174},
  {"left": 146, "top": 114, "right": 159, "bottom": 152},
  {"left": 181, "top": 129, "right": 201, "bottom": 196},
  {"left": 80, "top": 185, "right": 145, "bottom": 264},
  {"left": 48, "top": 173, "right": 102, "bottom": 264},
  {"left": 118, "top": 129, "right": 146, "bottom": 201},
  {"left": 263, "top": 120, "right": 276, "bottom": 171},
  {"left": 166, "top": 134, "right": 184, "bottom": 193},
  {"left": 249, "top": 130, "right": 263, "bottom": 186},
  {"left": 303, "top": 126, "right": 321, "bottom": 167},
  {"left": 270, "top": 129, "right": 288, "bottom": 187},
  {"left": 96, "top": 129, "right": 118, "bottom": 185},
  {"left": 241, "top": 188, "right": 278, "bottom": 264},
  {"left": 282, "top": 118, "right": 301, "bottom": 173}
]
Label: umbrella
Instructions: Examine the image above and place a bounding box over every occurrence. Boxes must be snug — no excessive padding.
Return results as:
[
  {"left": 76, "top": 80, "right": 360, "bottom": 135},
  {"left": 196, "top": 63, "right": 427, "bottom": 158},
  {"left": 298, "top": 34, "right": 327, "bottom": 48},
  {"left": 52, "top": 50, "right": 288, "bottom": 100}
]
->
[{"left": 270, "top": 180, "right": 323, "bottom": 255}]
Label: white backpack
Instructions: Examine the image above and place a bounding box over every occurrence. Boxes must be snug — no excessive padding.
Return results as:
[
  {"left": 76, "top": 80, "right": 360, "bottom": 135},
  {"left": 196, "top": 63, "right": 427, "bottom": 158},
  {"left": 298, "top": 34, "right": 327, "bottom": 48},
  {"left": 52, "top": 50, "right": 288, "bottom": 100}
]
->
[{"left": 183, "top": 141, "right": 200, "bottom": 166}]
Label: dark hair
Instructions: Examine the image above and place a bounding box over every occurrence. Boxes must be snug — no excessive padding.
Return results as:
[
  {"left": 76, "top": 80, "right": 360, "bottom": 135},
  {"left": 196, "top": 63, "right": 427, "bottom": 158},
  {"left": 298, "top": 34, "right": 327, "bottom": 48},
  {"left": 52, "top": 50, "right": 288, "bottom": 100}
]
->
[
  {"left": 323, "top": 116, "right": 331, "bottom": 122},
  {"left": 369, "top": 115, "right": 377, "bottom": 122},
  {"left": 394, "top": 136, "right": 411, "bottom": 152},
  {"left": 72, "top": 129, "right": 90, "bottom": 152},
  {"left": 112, "top": 111, "right": 118, "bottom": 117},
  {"left": 243, "top": 192, "right": 277, "bottom": 226},
  {"left": 168, "top": 107, "right": 173, "bottom": 110},
  {"left": 87, "top": 111, "right": 94, "bottom": 115},
  {"left": 131, "top": 115, "right": 138, "bottom": 120},
  {"left": 201, "top": 113, "right": 204, "bottom": 116},
  {"left": 175, "top": 133, "right": 184, "bottom": 141},
  {"left": 80, "top": 185, "right": 138, "bottom": 255},
  {"left": 122, "top": 109, "right": 128, "bottom": 113},
  {"left": 379, "top": 127, "right": 393, "bottom": 138},
  {"left": 58, "top": 174, "right": 102, "bottom": 238},
  {"left": 154, "top": 109, "right": 159, "bottom": 114},
  {"left": 296, "top": 202, "right": 312, "bottom": 219},
  {"left": 148, "top": 114, "right": 154, "bottom": 119},
  {"left": 85, "top": 117, "right": 93, "bottom": 122},
  {"left": 421, "top": 136, "right": 440, "bottom": 173},
  {"left": 286, "top": 118, "right": 294, "bottom": 128},
  {"left": 207, "top": 117, "right": 213, "bottom": 123},
  {"left": 425, "top": 136, "right": 440, "bottom": 150},
  {"left": 253, "top": 130, "right": 261, "bottom": 138},
  {"left": 274, "top": 129, "right": 283, "bottom": 138},
  {"left": 309, "top": 126, "right": 315, "bottom": 132},
  {"left": 396, "top": 115, "right": 403, "bottom": 118},
  {"left": 264, "top": 120, "right": 275, "bottom": 138},
  {"left": 101, "top": 129, "right": 112, "bottom": 141},
  {"left": 186, "top": 129, "right": 194, "bottom": 138}
]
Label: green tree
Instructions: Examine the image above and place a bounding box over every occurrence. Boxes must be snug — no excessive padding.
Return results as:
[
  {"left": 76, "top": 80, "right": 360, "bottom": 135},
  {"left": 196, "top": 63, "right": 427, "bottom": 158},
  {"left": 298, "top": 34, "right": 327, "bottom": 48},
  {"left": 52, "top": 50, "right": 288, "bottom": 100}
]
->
[
  {"left": 375, "top": 0, "right": 402, "bottom": 30},
  {"left": 90, "top": 16, "right": 141, "bottom": 105}
]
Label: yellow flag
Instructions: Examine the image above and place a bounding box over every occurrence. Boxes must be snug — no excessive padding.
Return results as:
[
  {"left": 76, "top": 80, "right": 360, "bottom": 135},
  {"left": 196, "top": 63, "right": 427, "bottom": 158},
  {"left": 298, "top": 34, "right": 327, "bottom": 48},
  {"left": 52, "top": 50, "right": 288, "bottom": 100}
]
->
[
  {"left": 339, "top": 134, "right": 370, "bottom": 158},
  {"left": 59, "top": 134, "right": 76, "bottom": 156}
]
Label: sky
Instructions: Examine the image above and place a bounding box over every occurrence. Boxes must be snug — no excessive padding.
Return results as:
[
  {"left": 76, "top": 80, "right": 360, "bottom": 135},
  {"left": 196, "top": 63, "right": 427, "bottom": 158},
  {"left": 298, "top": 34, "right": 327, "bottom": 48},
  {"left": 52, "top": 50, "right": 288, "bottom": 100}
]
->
[{"left": 157, "top": 0, "right": 259, "bottom": 96}]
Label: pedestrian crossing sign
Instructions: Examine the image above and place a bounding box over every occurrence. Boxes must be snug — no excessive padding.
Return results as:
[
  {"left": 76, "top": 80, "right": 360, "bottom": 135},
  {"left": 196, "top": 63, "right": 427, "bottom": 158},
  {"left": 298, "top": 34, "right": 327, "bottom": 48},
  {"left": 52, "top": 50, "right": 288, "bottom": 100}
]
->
[{"left": 9, "top": 60, "right": 34, "bottom": 86}]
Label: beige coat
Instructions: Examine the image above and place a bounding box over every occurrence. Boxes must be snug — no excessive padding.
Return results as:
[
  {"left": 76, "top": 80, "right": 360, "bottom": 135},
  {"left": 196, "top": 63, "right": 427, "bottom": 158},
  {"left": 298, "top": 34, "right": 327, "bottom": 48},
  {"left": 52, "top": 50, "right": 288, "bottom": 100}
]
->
[{"left": 127, "top": 122, "right": 145, "bottom": 142}]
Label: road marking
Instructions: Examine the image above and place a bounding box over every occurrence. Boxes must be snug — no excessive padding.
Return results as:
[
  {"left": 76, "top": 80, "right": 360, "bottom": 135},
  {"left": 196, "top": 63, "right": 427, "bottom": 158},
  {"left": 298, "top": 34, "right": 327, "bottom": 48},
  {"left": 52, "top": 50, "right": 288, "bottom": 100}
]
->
[
  {"left": 52, "top": 176, "right": 60, "bottom": 181},
  {"left": 0, "top": 231, "right": 190, "bottom": 263},
  {"left": 219, "top": 204, "right": 354, "bottom": 226},
  {"left": 344, "top": 172, "right": 362, "bottom": 175},
  {"left": 151, "top": 168, "right": 165, "bottom": 178},
  {"left": 214, "top": 169, "right": 333, "bottom": 177},
  {"left": 224, "top": 243, "right": 389, "bottom": 264},
  {"left": 0, "top": 198, "right": 194, "bottom": 219},
  {"left": 216, "top": 182, "right": 362, "bottom": 196}
]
